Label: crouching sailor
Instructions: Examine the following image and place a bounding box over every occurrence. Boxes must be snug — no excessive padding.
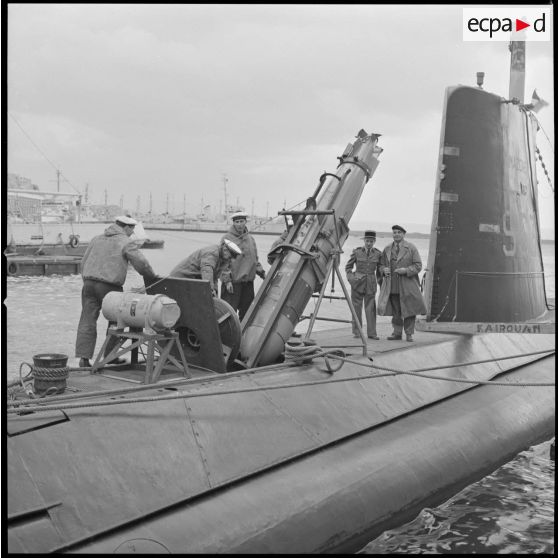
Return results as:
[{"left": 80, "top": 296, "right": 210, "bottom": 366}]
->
[
  {"left": 169, "top": 238, "right": 242, "bottom": 297},
  {"left": 75, "top": 215, "right": 159, "bottom": 368}
]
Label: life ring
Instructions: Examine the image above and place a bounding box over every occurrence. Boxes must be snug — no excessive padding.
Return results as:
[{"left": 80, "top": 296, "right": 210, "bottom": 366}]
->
[
  {"left": 68, "top": 234, "right": 80, "bottom": 248},
  {"left": 8, "top": 262, "right": 19, "bottom": 276}
]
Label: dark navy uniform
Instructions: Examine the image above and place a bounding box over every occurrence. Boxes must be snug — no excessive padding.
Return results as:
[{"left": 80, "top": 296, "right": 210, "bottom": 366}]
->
[{"left": 345, "top": 245, "right": 382, "bottom": 338}]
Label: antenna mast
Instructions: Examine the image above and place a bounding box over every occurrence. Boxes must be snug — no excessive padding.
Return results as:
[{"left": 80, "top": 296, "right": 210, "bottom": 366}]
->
[
  {"left": 223, "top": 174, "right": 229, "bottom": 223},
  {"left": 509, "top": 41, "right": 526, "bottom": 103}
]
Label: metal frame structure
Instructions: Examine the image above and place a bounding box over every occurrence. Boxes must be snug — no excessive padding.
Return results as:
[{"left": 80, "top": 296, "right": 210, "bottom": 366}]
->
[{"left": 92, "top": 328, "right": 190, "bottom": 384}]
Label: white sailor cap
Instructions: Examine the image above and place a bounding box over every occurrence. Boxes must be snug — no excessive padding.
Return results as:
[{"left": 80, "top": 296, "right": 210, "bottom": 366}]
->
[
  {"left": 223, "top": 238, "right": 242, "bottom": 256},
  {"left": 231, "top": 211, "right": 248, "bottom": 221},
  {"left": 115, "top": 215, "right": 138, "bottom": 226}
]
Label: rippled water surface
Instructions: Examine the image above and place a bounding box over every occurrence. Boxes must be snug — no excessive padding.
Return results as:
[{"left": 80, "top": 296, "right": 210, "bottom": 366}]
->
[{"left": 359, "top": 440, "right": 554, "bottom": 554}]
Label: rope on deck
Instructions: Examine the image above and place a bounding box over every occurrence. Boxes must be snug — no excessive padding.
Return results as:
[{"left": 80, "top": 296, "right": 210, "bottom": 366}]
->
[
  {"left": 7, "top": 346, "right": 555, "bottom": 414},
  {"left": 284, "top": 339, "right": 345, "bottom": 373}
]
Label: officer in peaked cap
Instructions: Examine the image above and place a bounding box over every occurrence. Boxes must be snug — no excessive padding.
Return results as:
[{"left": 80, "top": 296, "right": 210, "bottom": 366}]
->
[{"left": 345, "top": 230, "right": 383, "bottom": 340}]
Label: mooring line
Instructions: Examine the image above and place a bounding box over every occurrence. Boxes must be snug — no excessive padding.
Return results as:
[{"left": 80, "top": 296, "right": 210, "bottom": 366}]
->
[{"left": 7, "top": 347, "right": 555, "bottom": 414}]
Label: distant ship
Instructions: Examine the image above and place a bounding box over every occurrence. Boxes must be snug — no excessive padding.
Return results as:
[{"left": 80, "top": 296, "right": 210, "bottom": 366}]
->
[
  {"left": 143, "top": 184, "right": 289, "bottom": 236},
  {"left": 143, "top": 216, "right": 286, "bottom": 235},
  {"left": 6, "top": 191, "right": 164, "bottom": 276}
]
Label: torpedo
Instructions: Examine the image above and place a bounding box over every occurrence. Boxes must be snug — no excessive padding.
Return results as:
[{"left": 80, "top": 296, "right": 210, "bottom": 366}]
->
[{"left": 240, "top": 129, "right": 383, "bottom": 367}]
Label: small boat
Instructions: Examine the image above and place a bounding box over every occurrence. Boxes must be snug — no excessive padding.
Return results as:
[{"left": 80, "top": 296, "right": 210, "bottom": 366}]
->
[
  {"left": 6, "top": 41, "right": 554, "bottom": 554},
  {"left": 141, "top": 238, "right": 165, "bottom": 249}
]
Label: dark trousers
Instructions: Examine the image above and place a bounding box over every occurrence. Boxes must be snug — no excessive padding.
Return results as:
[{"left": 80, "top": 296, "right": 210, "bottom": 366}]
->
[
  {"left": 221, "top": 281, "right": 255, "bottom": 322},
  {"left": 75, "top": 279, "right": 122, "bottom": 359},
  {"left": 350, "top": 289, "right": 377, "bottom": 337},
  {"left": 389, "top": 294, "right": 416, "bottom": 336}
]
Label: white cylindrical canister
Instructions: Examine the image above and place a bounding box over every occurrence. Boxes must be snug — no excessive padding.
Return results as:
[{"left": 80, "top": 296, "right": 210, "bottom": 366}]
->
[{"left": 102, "top": 292, "right": 181, "bottom": 331}]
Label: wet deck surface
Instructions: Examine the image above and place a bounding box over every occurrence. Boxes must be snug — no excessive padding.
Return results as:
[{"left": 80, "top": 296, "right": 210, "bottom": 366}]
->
[
  {"left": 307, "top": 300, "right": 555, "bottom": 359},
  {"left": 66, "top": 317, "right": 449, "bottom": 393},
  {"left": 65, "top": 303, "right": 555, "bottom": 393},
  {"left": 299, "top": 317, "right": 457, "bottom": 359}
]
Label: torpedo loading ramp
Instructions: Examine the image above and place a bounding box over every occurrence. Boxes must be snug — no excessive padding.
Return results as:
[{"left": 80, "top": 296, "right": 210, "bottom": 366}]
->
[{"left": 240, "top": 130, "right": 383, "bottom": 368}]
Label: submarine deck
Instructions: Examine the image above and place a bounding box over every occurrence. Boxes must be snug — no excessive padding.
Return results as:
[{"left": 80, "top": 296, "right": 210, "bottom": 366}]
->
[
  {"left": 59, "top": 302, "right": 555, "bottom": 392},
  {"left": 53, "top": 319, "right": 456, "bottom": 393}
]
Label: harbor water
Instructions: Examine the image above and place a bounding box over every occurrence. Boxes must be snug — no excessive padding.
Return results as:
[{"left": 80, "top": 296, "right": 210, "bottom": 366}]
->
[{"left": 4, "top": 227, "right": 555, "bottom": 554}]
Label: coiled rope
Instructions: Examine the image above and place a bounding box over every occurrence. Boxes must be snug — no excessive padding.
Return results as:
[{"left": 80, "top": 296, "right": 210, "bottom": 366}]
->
[
  {"left": 8, "top": 362, "right": 69, "bottom": 399},
  {"left": 284, "top": 339, "right": 345, "bottom": 373},
  {"left": 7, "top": 345, "right": 554, "bottom": 414},
  {"left": 32, "top": 365, "right": 70, "bottom": 381}
]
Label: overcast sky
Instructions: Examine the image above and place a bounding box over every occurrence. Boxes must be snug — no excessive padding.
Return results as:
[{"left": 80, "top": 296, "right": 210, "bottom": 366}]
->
[{"left": 6, "top": 4, "right": 554, "bottom": 234}]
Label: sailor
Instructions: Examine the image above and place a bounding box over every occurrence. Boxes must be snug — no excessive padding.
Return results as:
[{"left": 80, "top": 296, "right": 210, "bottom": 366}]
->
[
  {"left": 169, "top": 238, "right": 242, "bottom": 297},
  {"left": 378, "top": 225, "right": 427, "bottom": 342},
  {"left": 75, "top": 215, "right": 159, "bottom": 368},
  {"left": 345, "top": 230, "right": 383, "bottom": 339},
  {"left": 220, "top": 211, "right": 266, "bottom": 322}
]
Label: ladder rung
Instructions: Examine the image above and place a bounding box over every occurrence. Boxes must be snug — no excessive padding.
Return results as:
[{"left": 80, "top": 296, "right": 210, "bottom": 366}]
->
[
  {"left": 310, "top": 294, "right": 347, "bottom": 300},
  {"left": 301, "top": 316, "right": 352, "bottom": 324}
]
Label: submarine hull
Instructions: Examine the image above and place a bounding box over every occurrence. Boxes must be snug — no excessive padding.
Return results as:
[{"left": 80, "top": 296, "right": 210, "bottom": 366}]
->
[
  {"left": 7, "top": 333, "right": 554, "bottom": 553},
  {"left": 69, "top": 358, "right": 555, "bottom": 555}
]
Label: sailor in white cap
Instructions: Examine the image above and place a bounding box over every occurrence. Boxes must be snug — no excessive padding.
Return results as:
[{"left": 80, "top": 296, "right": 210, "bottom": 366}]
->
[
  {"left": 169, "top": 239, "right": 242, "bottom": 297},
  {"left": 75, "top": 214, "right": 158, "bottom": 368},
  {"left": 231, "top": 211, "right": 249, "bottom": 221},
  {"left": 221, "top": 211, "right": 267, "bottom": 321},
  {"left": 223, "top": 238, "right": 243, "bottom": 256},
  {"left": 114, "top": 215, "right": 138, "bottom": 227}
]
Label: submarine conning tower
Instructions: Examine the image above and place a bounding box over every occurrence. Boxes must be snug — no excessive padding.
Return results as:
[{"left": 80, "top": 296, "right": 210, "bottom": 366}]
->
[
  {"left": 240, "top": 129, "right": 382, "bottom": 367},
  {"left": 423, "top": 40, "right": 549, "bottom": 324}
]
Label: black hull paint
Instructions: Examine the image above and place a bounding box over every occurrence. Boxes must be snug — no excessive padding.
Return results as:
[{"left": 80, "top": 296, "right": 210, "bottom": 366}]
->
[{"left": 424, "top": 86, "right": 547, "bottom": 322}]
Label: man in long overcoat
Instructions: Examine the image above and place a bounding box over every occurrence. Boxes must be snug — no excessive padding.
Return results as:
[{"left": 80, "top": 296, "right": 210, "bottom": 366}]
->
[{"left": 378, "top": 224, "right": 427, "bottom": 341}]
